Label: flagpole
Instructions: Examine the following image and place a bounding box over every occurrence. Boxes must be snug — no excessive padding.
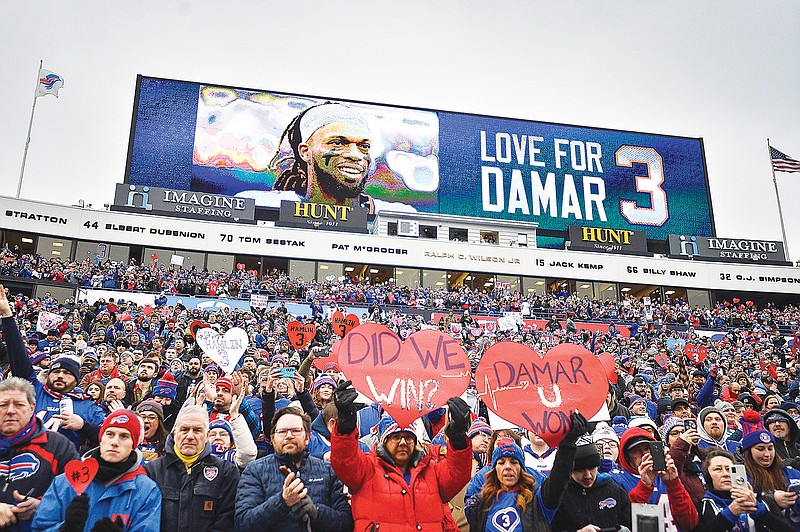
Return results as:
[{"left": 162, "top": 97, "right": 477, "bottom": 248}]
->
[
  {"left": 16, "top": 60, "right": 42, "bottom": 198},
  {"left": 768, "top": 137, "right": 791, "bottom": 263}
]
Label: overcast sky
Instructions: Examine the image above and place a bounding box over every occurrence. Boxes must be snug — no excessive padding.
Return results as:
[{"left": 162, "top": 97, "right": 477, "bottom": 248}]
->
[{"left": 2, "top": 2, "right": 799, "bottom": 258}]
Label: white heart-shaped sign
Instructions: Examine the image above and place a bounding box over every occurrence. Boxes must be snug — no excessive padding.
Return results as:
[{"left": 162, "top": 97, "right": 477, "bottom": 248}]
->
[{"left": 195, "top": 327, "right": 248, "bottom": 374}]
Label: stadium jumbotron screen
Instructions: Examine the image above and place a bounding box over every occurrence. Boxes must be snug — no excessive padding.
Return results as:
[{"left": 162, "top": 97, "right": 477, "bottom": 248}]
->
[{"left": 126, "top": 75, "right": 714, "bottom": 240}]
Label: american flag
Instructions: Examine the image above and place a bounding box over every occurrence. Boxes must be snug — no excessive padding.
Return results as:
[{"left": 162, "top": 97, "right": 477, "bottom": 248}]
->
[{"left": 771, "top": 145, "right": 800, "bottom": 173}]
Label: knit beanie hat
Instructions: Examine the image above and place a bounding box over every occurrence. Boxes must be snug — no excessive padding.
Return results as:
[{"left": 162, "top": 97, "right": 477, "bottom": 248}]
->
[
  {"left": 312, "top": 374, "right": 337, "bottom": 392},
  {"left": 135, "top": 400, "right": 164, "bottom": 422},
  {"left": 573, "top": 443, "right": 601, "bottom": 471},
  {"left": 30, "top": 352, "right": 50, "bottom": 366},
  {"left": 738, "top": 393, "right": 758, "bottom": 410},
  {"left": 629, "top": 395, "right": 646, "bottom": 407},
  {"left": 629, "top": 416, "right": 658, "bottom": 434},
  {"left": 216, "top": 376, "right": 233, "bottom": 392},
  {"left": 152, "top": 373, "right": 178, "bottom": 401},
  {"left": 100, "top": 409, "right": 143, "bottom": 446},
  {"left": 467, "top": 417, "right": 492, "bottom": 439},
  {"left": 740, "top": 410, "right": 775, "bottom": 451},
  {"left": 323, "top": 362, "right": 342, "bottom": 373},
  {"left": 50, "top": 356, "right": 81, "bottom": 382},
  {"left": 714, "top": 400, "right": 734, "bottom": 412},
  {"left": 698, "top": 406, "right": 724, "bottom": 427},
  {"left": 491, "top": 437, "right": 525, "bottom": 468},
  {"left": 763, "top": 409, "right": 798, "bottom": 442},
  {"left": 380, "top": 418, "right": 417, "bottom": 445},
  {"left": 592, "top": 424, "right": 620, "bottom": 445},
  {"left": 612, "top": 416, "right": 629, "bottom": 436},
  {"left": 209, "top": 419, "right": 235, "bottom": 443},
  {"left": 659, "top": 415, "right": 684, "bottom": 443}
]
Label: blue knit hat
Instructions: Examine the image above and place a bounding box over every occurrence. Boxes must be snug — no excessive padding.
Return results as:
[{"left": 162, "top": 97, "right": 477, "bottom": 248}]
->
[
  {"left": 467, "top": 417, "right": 492, "bottom": 439},
  {"left": 152, "top": 373, "right": 178, "bottom": 401},
  {"left": 629, "top": 395, "right": 646, "bottom": 407},
  {"left": 312, "top": 374, "right": 337, "bottom": 392},
  {"left": 378, "top": 416, "right": 416, "bottom": 445},
  {"left": 49, "top": 356, "right": 81, "bottom": 382},
  {"left": 740, "top": 410, "right": 775, "bottom": 451},
  {"left": 660, "top": 415, "right": 684, "bottom": 443},
  {"left": 612, "top": 416, "right": 629, "bottom": 436},
  {"left": 209, "top": 419, "right": 235, "bottom": 443},
  {"left": 30, "top": 351, "right": 50, "bottom": 366},
  {"left": 491, "top": 437, "right": 525, "bottom": 468}
]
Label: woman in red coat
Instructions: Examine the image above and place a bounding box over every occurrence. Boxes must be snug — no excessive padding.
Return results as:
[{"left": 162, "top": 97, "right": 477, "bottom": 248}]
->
[{"left": 330, "top": 381, "right": 473, "bottom": 531}]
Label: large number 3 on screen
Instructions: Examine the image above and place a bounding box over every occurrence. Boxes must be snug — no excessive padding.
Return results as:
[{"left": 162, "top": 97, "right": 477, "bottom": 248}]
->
[{"left": 616, "top": 146, "right": 668, "bottom": 226}]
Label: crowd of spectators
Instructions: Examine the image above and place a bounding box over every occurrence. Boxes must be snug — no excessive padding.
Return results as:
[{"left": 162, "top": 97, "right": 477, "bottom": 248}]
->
[
  {"left": 7, "top": 240, "right": 800, "bottom": 530},
  {"left": 4, "top": 245, "right": 800, "bottom": 334}
]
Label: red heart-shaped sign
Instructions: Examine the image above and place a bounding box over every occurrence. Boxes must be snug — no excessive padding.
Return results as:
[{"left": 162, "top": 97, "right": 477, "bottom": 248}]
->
[
  {"left": 654, "top": 352, "right": 669, "bottom": 369},
  {"left": 484, "top": 322, "right": 496, "bottom": 334},
  {"left": 684, "top": 344, "right": 708, "bottom": 364},
  {"left": 450, "top": 323, "right": 462, "bottom": 335},
  {"left": 476, "top": 342, "right": 607, "bottom": 448},
  {"left": 597, "top": 352, "right": 618, "bottom": 384},
  {"left": 189, "top": 320, "right": 210, "bottom": 340},
  {"left": 65, "top": 458, "right": 99, "bottom": 495},
  {"left": 340, "top": 324, "right": 471, "bottom": 428},
  {"left": 288, "top": 321, "right": 316, "bottom": 349},
  {"left": 331, "top": 312, "right": 360, "bottom": 338}
]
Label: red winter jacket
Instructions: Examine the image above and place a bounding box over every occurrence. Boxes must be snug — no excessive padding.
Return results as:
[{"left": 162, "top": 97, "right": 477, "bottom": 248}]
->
[{"left": 330, "top": 423, "right": 472, "bottom": 532}]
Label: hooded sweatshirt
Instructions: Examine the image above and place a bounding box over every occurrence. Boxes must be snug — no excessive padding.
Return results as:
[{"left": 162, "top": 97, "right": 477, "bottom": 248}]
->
[
  {"left": 697, "top": 407, "right": 741, "bottom": 454},
  {"left": 608, "top": 428, "right": 698, "bottom": 532}
]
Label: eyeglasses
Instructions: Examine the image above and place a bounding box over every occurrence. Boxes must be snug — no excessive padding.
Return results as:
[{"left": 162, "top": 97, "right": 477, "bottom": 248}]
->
[
  {"left": 274, "top": 427, "right": 305, "bottom": 437},
  {"left": 668, "top": 429, "right": 685, "bottom": 437},
  {"left": 386, "top": 434, "right": 415, "bottom": 444},
  {"left": 595, "top": 441, "right": 619, "bottom": 450}
]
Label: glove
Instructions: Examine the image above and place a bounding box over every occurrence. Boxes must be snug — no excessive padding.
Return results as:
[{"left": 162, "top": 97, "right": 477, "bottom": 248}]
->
[
  {"left": 444, "top": 397, "right": 471, "bottom": 450},
  {"left": 90, "top": 517, "right": 124, "bottom": 532},
  {"left": 562, "top": 410, "right": 588, "bottom": 445},
  {"left": 291, "top": 495, "right": 319, "bottom": 521},
  {"left": 334, "top": 380, "right": 358, "bottom": 435},
  {"left": 61, "top": 493, "right": 89, "bottom": 532}
]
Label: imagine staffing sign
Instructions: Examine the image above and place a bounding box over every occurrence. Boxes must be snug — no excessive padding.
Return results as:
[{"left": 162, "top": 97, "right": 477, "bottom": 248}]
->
[
  {"left": 668, "top": 235, "right": 788, "bottom": 265},
  {"left": 112, "top": 184, "right": 255, "bottom": 224}
]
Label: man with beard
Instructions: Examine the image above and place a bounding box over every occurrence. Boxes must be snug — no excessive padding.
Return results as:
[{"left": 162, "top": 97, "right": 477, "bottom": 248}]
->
[
  {"left": 145, "top": 406, "right": 239, "bottom": 531},
  {"left": 125, "top": 358, "right": 159, "bottom": 406},
  {"left": 235, "top": 406, "right": 352, "bottom": 531},
  {"left": 176, "top": 355, "right": 203, "bottom": 405},
  {"left": 763, "top": 408, "right": 800, "bottom": 467},
  {"left": 696, "top": 406, "right": 741, "bottom": 454},
  {"left": 1, "top": 284, "right": 106, "bottom": 450},
  {"left": 268, "top": 103, "right": 380, "bottom": 213},
  {"left": 207, "top": 375, "right": 262, "bottom": 442},
  {"left": 101, "top": 378, "right": 128, "bottom": 414}
]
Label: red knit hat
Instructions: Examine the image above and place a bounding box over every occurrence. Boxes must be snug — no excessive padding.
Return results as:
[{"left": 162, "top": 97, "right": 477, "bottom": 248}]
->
[
  {"left": 100, "top": 409, "right": 143, "bottom": 446},
  {"left": 216, "top": 376, "right": 233, "bottom": 392}
]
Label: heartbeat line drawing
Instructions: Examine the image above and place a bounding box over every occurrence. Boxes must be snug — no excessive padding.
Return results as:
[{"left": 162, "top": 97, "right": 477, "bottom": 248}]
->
[
  {"left": 440, "top": 371, "right": 473, "bottom": 378},
  {"left": 479, "top": 374, "right": 563, "bottom": 410}
]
